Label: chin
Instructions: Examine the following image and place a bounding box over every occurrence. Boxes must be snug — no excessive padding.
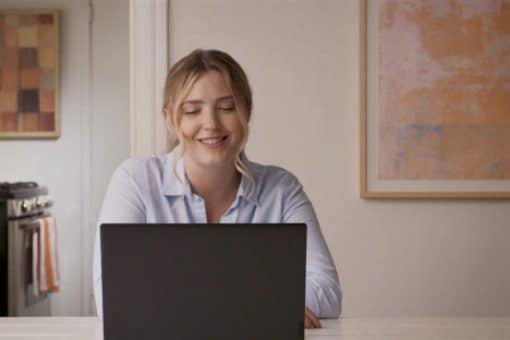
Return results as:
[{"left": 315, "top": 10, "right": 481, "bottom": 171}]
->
[
  {"left": 195, "top": 154, "right": 233, "bottom": 168},
  {"left": 187, "top": 148, "right": 238, "bottom": 168}
]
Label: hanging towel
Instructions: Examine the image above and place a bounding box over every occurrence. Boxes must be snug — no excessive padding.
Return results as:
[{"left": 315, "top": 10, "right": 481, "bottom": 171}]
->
[
  {"left": 36, "top": 216, "right": 60, "bottom": 294},
  {"left": 31, "top": 228, "right": 40, "bottom": 297}
]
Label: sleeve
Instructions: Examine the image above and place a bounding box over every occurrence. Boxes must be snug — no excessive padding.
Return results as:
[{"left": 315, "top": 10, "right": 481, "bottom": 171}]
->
[
  {"left": 93, "top": 161, "right": 146, "bottom": 319},
  {"left": 282, "top": 175, "right": 342, "bottom": 318}
]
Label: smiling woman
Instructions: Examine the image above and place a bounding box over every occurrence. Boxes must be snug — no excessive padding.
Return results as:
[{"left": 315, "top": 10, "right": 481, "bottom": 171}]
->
[{"left": 93, "top": 49, "right": 342, "bottom": 328}]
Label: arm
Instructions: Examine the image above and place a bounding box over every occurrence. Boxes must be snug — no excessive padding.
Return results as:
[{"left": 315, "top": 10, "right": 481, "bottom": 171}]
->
[
  {"left": 282, "top": 176, "right": 342, "bottom": 318},
  {"left": 93, "top": 161, "right": 146, "bottom": 318}
]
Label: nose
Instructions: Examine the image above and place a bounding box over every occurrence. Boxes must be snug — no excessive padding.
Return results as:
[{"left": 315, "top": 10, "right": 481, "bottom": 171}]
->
[{"left": 202, "top": 106, "right": 221, "bottom": 131}]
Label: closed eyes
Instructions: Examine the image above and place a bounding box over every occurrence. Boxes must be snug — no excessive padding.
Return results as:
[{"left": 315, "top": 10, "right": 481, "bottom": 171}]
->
[
  {"left": 183, "top": 109, "right": 200, "bottom": 115},
  {"left": 183, "top": 106, "right": 235, "bottom": 115},
  {"left": 219, "top": 106, "right": 235, "bottom": 112}
]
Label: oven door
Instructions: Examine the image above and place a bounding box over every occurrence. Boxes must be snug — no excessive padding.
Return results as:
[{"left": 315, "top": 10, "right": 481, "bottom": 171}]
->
[{"left": 8, "top": 216, "right": 51, "bottom": 316}]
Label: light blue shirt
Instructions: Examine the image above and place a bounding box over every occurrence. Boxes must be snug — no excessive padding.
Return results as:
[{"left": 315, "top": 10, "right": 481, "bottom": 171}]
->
[{"left": 93, "top": 150, "right": 342, "bottom": 318}]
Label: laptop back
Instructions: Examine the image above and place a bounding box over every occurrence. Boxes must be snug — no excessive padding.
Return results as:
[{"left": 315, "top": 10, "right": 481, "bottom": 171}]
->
[{"left": 100, "top": 223, "right": 306, "bottom": 340}]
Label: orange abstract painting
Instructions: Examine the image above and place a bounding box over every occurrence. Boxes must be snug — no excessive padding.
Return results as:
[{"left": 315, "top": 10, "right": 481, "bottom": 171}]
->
[{"left": 377, "top": 0, "right": 510, "bottom": 179}]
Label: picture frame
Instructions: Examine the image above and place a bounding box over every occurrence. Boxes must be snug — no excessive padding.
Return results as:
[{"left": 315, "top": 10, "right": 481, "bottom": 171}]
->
[
  {"left": 0, "top": 10, "right": 60, "bottom": 139},
  {"left": 360, "top": 0, "right": 510, "bottom": 199}
]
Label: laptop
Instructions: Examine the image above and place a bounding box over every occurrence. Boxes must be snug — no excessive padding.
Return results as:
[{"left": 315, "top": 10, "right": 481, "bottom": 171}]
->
[{"left": 100, "top": 223, "right": 307, "bottom": 340}]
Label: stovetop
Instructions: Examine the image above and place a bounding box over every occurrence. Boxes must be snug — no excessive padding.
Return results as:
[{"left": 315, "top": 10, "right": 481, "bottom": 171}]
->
[
  {"left": 0, "top": 182, "right": 47, "bottom": 200},
  {"left": 0, "top": 182, "right": 38, "bottom": 191}
]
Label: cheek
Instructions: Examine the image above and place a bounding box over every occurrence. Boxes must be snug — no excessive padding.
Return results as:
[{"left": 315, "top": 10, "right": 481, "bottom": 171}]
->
[
  {"left": 179, "top": 119, "right": 198, "bottom": 140},
  {"left": 224, "top": 116, "right": 244, "bottom": 136},
  {"left": 233, "top": 122, "right": 245, "bottom": 144}
]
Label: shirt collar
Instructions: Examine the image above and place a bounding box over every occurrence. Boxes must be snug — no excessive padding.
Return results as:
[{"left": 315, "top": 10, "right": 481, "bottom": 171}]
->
[{"left": 162, "top": 150, "right": 259, "bottom": 206}]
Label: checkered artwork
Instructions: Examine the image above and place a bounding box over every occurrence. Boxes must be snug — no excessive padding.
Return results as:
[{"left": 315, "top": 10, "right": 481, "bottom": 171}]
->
[{"left": 0, "top": 10, "right": 59, "bottom": 138}]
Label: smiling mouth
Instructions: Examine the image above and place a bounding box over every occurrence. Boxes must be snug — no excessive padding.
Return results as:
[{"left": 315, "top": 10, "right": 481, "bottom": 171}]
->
[{"left": 197, "top": 136, "right": 228, "bottom": 146}]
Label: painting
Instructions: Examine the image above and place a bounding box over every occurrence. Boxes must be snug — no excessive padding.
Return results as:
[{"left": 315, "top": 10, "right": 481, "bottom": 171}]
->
[
  {"left": 0, "top": 10, "right": 59, "bottom": 139},
  {"left": 360, "top": 0, "right": 510, "bottom": 198}
]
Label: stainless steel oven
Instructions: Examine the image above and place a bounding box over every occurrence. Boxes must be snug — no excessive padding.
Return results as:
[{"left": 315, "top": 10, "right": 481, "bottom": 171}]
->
[{"left": 0, "top": 182, "right": 54, "bottom": 316}]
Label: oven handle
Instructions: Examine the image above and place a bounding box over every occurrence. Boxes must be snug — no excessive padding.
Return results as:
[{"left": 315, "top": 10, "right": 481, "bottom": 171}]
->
[{"left": 16, "top": 214, "right": 52, "bottom": 229}]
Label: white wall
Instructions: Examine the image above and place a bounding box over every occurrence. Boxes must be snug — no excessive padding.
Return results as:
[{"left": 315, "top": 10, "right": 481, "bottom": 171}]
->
[
  {"left": 0, "top": 0, "right": 129, "bottom": 316},
  {"left": 168, "top": 0, "right": 510, "bottom": 316}
]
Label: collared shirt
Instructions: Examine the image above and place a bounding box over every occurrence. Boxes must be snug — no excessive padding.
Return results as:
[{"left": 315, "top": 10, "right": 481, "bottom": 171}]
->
[{"left": 93, "top": 150, "right": 342, "bottom": 318}]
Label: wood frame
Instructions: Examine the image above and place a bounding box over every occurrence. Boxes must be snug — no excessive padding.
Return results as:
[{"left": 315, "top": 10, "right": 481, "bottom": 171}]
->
[
  {"left": 359, "top": 0, "right": 510, "bottom": 199},
  {"left": 0, "top": 9, "right": 60, "bottom": 139}
]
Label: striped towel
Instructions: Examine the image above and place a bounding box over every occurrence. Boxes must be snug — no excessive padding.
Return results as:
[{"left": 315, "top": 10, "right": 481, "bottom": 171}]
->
[{"left": 33, "top": 216, "right": 60, "bottom": 295}]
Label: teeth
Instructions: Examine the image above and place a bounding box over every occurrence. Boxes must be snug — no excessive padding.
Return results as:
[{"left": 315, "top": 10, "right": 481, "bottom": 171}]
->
[{"left": 200, "top": 137, "right": 224, "bottom": 144}]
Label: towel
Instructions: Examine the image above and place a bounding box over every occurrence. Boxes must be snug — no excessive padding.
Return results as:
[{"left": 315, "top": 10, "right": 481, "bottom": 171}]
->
[
  {"left": 33, "top": 216, "right": 60, "bottom": 295},
  {"left": 31, "top": 228, "right": 40, "bottom": 296}
]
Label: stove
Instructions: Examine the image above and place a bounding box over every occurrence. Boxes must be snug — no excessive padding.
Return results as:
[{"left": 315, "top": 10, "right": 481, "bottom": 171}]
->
[
  {"left": 0, "top": 181, "right": 39, "bottom": 191},
  {"left": 0, "top": 181, "right": 54, "bottom": 316},
  {"left": 0, "top": 182, "right": 51, "bottom": 218}
]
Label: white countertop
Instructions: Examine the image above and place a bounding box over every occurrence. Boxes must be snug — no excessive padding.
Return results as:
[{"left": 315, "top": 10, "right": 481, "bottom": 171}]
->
[{"left": 0, "top": 317, "right": 509, "bottom": 339}]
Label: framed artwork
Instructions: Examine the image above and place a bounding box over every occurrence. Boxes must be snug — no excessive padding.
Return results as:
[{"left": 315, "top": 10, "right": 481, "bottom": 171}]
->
[
  {"left": 0, "top": 10, "right": 59, "bottom": 139},
  {"left": 360, "top": 0, "right": 510, "bottom": 198}
]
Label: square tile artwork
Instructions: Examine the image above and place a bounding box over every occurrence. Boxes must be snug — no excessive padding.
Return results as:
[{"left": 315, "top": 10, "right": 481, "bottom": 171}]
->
[{"left": 0, "top": 11, "right": 59, "bottom": 137}]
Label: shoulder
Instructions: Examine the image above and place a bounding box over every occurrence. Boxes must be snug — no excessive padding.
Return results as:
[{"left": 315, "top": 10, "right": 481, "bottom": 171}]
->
[
  {"left": 111, "top": 152, "right": 174, "bottom": 187},
  {"left": 115, "top": 155, "right": 166, "bottom": 176},
  {"left": 245, "top": 158, "right": 302, "bottom": 197}
]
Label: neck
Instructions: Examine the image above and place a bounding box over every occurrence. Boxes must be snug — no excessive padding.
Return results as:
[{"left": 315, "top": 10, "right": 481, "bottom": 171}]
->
[{"left": 183, "top": 157, "right": 241, "bottom": 203}]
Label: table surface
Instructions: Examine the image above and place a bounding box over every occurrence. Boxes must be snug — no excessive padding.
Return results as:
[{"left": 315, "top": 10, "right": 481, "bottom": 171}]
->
[{"left": 0, "top": 317, "right": 509, "bottom": 339}]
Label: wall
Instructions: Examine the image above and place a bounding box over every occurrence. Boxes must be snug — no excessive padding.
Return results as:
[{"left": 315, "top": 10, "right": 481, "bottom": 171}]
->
[
  {"left": 168, "top": 0, "right": 510, "bottom": 316},
  {"left": 0, "top": 0, "right": 129, "bottom": 315}
]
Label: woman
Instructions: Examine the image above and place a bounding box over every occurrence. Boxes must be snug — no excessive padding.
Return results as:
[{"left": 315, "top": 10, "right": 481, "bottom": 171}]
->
[{"left": 93, "top": 49, "right": 342, "bottom": 328}]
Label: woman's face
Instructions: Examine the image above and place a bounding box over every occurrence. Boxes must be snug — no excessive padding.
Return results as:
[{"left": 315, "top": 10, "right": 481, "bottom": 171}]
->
[{"left": 176, "top": 71, "right": 244, "bottom": 169}]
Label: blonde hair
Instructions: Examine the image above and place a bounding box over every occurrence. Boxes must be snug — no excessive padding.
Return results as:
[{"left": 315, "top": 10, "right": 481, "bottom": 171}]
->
[{"left": 162, "top": 49, "right": 255, "bottom": 195}]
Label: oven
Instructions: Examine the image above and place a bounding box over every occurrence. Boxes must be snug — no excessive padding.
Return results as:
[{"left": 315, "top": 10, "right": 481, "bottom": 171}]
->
[{"left": 0, "top": 182, "right": 54, "bottom": 316}]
